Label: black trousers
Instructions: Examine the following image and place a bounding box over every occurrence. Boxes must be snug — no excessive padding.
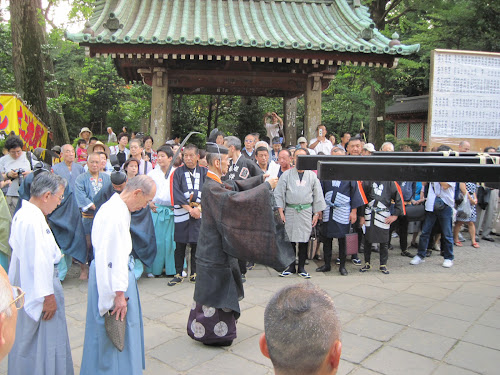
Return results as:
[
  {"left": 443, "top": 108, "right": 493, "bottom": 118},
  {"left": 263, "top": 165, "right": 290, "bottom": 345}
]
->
[
  {"left": 389, "top": 215, "right": 409, "bottom": 251},
  {"left": 175, "top": 242, "right": 197, "bottom": 276},
  {"left": 364, "top": 239, "right": 389, "bottom": 266},
  {"left": 323, "top": 237, "right": 347, "bottom": 267},
  {"left": 287, "top": 242, "right": 308, "bottom": 273}
]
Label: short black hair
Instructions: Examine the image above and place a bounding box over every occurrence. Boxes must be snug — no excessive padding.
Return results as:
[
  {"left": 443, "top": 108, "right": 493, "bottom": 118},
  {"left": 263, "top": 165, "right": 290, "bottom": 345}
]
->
[
  {"left": 484, "top": 146, "right": 496, "bottom": 153},
  {"left": 437, "top": 145, "right": 453, "bottom": 152},
  {"left": 143, "top": 135, "right": 153, "bottom": 145},
  {"left": 279, "top": 149, "right": 291, "bottom": 157},
  {"left": 344, "top": 136, "right": 361, "bottom": 149},
  {"left": 255, "top": 146, "right": 269, "bottom": 156},
  {"left": 5, "top": 136, "right": 24, "bottom": 151},
  {"left": 117, "top": 132, "right": 129, "bottom": 142},
  {"left": 340, "top": 132, "right": 351, "bottom": 138},
  {"left": 184, "top": 143, "right": 199, "bottom": 154},
  {"left": 89, "top": 136, "right": 98, "bottom": 142},
  {"left": 77, "top": 138, "right": 87, "bottom": 146},
  {"left": 157, "top": 145, "right": 173, "bottom": 157}
]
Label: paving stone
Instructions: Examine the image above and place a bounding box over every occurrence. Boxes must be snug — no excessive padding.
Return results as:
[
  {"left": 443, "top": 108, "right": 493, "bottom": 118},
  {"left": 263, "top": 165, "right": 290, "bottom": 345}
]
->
[
  {"left": 349, "top": 368, "right": 384, "bottom": 375},
  {"left": 389, "top": 327, "right": 456, "bottom": 360},
  {"left": 445, "top": 290, "right": 496, "bottom": 309},
  {"left": 188, "top": 352, "right": 269, "bottom": 375},
  {"left": 462, "top": 324, "right": 500, "bottom": 350},
  {"left": 405, "top": 283, "right": 454, "bottom": 300},
  {"left": 445, "top": 341, "right": 500, "bottom": 374},
  {"left": 65, "top": 303, "right": 88, "bottom": 322},
  {"left": 362, "top": 346, "right": 437, "bottom": 375},
  {"left": 457, "top": 283, "right": 500, "bottom": 298},
  {"left": 162, "top": 287, "right": 198, "bottom": 306},
  {"left": 346, "top": 284, "right": 399, "bottom": 302},
  {"left": 230, "top": 334, "right": 273, "bottom": 367},
  {"left": 336, "top": 308, "right": 360, "bottom": 326},
  {"left": 375, "top": 282, "right": 413, "bottom": 292},
  {"left": 427, "top": 300, "right": 485, "bottom": 322},
  {"left": 489, "top": 299, "right": 500, "bottom": 312},
  {"left": 435, "top": 282, "right": 464, "bottom": 290},
  {"left": 149, "top": 335, "right": 224, "bottom": 371},
  {"left": 365, "top": 302, "right": 426, "bottom": 326},
  {"left": 71, "top": 345, "right": 83, "bottom": 368},
  {"left": 410, "top": 312, "right": 472, "bottom": 339},
  {"left": 341, "top": 332, "right": 382, "bottom": 363},
  {"left": 241, "top": 287, "right": 275, "bottom": 307},
  {"left": 343, "top": 316, "right": 404, "bottom": 342},
  {"left": 142, "top": 298, "right": 186, "bottom": 320},
  {"left": 237, "top": 305, "right": 266, "bottom": 331},
  {"left": 331, "top": 293, "right": 378, "bottom": 314},
  {"left": 432, "top": 363, "right": 479, "bottom": 375},
  {"left": 383, "top": 292, "right": 437, "bottom": 310},
  {"left": 338, "top": 359, "right": 356, "bottom": 375},
  {"left": 66, "top": 317, "right": 86, "bottom": 349},
  {"left": 231, "top": 322, "right": 261, "bottom": 345},
  {"left": 144, "top": 322, "right": 182, "bottom": 351},
  {"left": 143, "top": 357, "right": 179, "bottom": 375},
  {"left": 476, "top": 310, "right": 500, "bottom": 329}
]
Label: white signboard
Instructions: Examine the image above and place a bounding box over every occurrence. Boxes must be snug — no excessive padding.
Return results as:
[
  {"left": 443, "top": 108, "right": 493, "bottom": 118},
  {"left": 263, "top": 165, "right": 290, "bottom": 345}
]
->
[{"left": 429, "top": 49, "right": 500, "bottom": 143}]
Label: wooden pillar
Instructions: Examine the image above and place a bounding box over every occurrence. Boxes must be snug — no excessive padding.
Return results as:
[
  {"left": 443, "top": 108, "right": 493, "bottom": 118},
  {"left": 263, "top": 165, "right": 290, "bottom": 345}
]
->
[
  {"left": 150, "top": 67, "right": 168, "bottom": 146},
  {"left": 283, "top": 97, "right": 297, "bottom": 147},
  {"left": 166, "top": 92, "right": 173, "bottom": 140},
  {"left": 304, "top": 73, "right": 322, "bottom": 142}
]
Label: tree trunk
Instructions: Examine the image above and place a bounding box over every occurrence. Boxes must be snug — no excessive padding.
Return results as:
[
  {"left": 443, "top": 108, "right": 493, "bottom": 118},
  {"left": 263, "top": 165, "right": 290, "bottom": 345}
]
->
[
  {"left": 10, "top": 0, "right": 50, "bottom": 128},
  {"left": 214, "top": 95, "right": 221, "bottom": 128},
  {"left": 368, "top": 0, "right": 390, "bottom": 149},
  {"left": 206, "top": 95, "right": 214, "bottom": 135}
]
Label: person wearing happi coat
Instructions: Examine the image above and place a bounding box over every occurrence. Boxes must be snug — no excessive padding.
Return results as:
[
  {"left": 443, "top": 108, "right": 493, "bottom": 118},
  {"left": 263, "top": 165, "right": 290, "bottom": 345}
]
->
[
  {"left": 187, "top": 143, "right": 294, "bottom": 346},
  {"left": 80, "top": 175, "right": 156, "bottom": 375},
  {"left": 168, "top": 144, "right": 207, "bottom": 286},
  {"left": 8, "top": 173, "right": 73, "bottom": 375},
  {"left": 147, "top": 145, "right": 177, "bottom": 277},
  {"left": 274, "top": 148, "right": 326, "bottom": 279},
  {"left": 359, "top": 181, "right": 405, "bottom": 274},
  {"left": 317, "top": 180, "right": 367, "bottom": 276}
]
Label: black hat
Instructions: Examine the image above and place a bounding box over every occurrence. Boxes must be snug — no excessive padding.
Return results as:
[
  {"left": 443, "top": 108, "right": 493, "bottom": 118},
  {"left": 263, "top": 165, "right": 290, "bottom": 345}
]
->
[{"left": 206, "top": 143, "right": 228, "bottom": 154}]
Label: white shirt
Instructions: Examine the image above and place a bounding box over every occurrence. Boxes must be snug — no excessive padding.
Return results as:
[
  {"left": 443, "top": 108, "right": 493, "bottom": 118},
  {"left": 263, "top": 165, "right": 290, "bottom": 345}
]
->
[
  {"left": 266, "top": 122, "right": 282, "bottom": 140},
  {"left": 148, "top": 166, "right": 176, "bottom": 206},
  {"left": 309, "top": 138, "right": 333, "bottom": 155},
  {"left": 9, "top": 200, "right": 62, "bottom": 321},
  {"left": 0, "top": 152, "right": 32, "bottom": 196},
  {"left": 425, "top": 182, "right": 456, "bottom": 211},
  {"left": 92, "top": 193, "right": 132, "bottom": 316}
]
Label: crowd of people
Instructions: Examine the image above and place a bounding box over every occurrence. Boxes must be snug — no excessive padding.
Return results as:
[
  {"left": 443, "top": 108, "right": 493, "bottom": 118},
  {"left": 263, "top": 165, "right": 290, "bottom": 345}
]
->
[{"left": 0, "top": 122, "right": 499, "bottom": 373}]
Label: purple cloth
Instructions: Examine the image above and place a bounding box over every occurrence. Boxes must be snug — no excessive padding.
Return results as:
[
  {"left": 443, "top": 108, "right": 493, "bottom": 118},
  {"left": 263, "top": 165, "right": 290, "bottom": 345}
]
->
[{"left": 187, "top": 302, "right": 237, "bottom": 344}]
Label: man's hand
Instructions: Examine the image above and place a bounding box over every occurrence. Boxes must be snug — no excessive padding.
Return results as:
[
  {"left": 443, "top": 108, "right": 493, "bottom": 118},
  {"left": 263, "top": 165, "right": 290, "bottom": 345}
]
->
[
  {"left": 385, "top": 215, "right": 398, "bottom": 225},
  {"left": 42, "top": 294, "right": 57, "bottom": 321},
  {"left": 278, "top": 208, "right": 286, "bottom": 223},
  {"left": 312, "top": 214, "right": 319, "bottom": 227},
  {"left": 90, "top": 204, "right": 96, "bottom": 211},
  {"left": 190, "top": 206, "right": 201, "bottom": 219},
  {"left": 359, "top": 217, "right": 366, "bottom": 226},
  {"left": 111, "top": 292, "right": 127, "bottom": 322},
  {"left": 149, "top": 201, "right": 157, "bottom": 213},
  {"left": 349, "top": 210, "right": 357, "bottom": 224},
  {"left": 7, "top": 170, "right": 18, "bottom": 179},
  {"left": 267, "top": 177, "right": 279, "bottom": 190}
]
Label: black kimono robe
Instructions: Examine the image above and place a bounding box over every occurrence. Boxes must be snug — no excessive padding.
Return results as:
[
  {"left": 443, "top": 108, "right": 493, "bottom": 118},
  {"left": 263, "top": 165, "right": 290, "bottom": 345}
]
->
[
  {"left": 362, "top": 181, "right": 405, "bottom": 244},
  {"left": 194, "top": 174, "right": 294, "bottom": 316}
]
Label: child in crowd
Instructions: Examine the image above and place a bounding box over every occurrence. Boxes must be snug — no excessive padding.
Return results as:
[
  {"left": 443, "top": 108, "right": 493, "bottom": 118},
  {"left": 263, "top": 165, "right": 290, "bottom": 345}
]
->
[{"left": 76, "top": 139, "right": 88, "bottom": 162}]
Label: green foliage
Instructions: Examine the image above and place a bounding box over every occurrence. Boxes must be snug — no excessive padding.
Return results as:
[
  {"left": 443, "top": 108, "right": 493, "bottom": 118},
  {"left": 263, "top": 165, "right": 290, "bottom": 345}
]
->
[
  {"left": 236, "top": 97, "right": 266, "bottom": 140},
  {"left": 0, "top": 22, "right": 14, "bottom": 92}
]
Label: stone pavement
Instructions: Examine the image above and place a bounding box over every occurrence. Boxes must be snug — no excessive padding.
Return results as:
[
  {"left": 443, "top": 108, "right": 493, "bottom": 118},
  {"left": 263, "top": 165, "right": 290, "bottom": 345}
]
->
[{"left": 3, "top": 238, "right": 500, "bottom": 374}]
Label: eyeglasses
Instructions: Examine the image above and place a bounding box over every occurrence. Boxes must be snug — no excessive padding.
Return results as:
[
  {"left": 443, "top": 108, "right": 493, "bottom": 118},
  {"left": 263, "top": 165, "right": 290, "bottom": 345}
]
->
[
  {"left": 5, "top": 286, "right": 25, "bottom": 311},
  {"left": 53, "top": 193, "right": 64, "bottom": 201}
]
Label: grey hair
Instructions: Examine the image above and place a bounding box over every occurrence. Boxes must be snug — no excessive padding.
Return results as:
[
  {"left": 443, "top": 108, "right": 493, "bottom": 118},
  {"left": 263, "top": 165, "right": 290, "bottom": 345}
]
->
[
  {"left": 380, "top": 142, "right": 394, "bottom": 152},
  {"left": 224, "top": 136, "right": 241, "bottom": 151},
  {"left": 61, "top": 144, "right": 74, "bottom": 153},
  {"left": 123, "top": 175, "right": 155, "bottom": 196},
  {"left": 264, "top": 282, "right": 341, "bottom": 374},
  {"left": 30, "top": 173, "right": 67, "bottom": 198},
  {"left": 0, "top": 276, "right": 13, "bottom": 317}
]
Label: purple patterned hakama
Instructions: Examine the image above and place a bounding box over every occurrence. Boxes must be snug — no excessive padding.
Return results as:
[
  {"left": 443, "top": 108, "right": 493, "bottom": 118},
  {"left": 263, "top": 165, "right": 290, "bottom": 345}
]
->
[{"left": 187, "top": 302, "right": 237, "bottom": 344}]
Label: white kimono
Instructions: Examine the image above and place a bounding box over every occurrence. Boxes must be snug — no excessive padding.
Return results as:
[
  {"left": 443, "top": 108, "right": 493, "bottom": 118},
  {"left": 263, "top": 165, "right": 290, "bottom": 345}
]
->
[
  {"left": 9, "top": 200, "right": 61, "bottom": 321},
  {"left": 91, "top": 193, "right": 132, "bottom": 316}
]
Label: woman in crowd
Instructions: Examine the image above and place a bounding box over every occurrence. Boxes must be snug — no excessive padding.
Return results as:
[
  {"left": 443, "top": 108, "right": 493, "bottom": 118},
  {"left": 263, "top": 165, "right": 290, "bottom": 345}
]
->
[
  {"left": 143, "top": 136, "right": 158, "bottom": 169},
  {"left": 123, "top": 158, "right": 140, "bottom": 180},
  {"left": 454, "top": 182, "right": 479, "bottom": 248},
  {"left": 129, "top": 139, "right": 153, "bottom": 175}
]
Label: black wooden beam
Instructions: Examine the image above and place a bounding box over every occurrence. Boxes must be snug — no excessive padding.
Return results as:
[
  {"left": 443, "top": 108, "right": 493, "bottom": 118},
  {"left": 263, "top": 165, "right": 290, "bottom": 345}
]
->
[
  {"left": 296, "top": 155, "right": 500, "bottom": 171},
  {"left": 316, "top": 162, "right": 500, "bottom": 183}
]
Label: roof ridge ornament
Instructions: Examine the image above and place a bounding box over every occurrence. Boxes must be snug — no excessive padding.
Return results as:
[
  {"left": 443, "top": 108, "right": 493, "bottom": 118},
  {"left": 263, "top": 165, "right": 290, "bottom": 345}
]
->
[
  {"left": 103, "top": 13, "right": 123, "bottom": 32},
  {"left": 389, "top": 32, "right": 401, "bottom": 47}
]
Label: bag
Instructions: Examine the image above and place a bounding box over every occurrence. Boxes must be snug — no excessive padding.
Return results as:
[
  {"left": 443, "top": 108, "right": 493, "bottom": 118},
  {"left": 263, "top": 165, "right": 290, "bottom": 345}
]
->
[
  {"left": 104, "top": 310, "right": 126, "bottom": 352},
  {"left": 307, "top": 222, "right": 321, "bottom": 259},
  {"left": 345, "top": 225, "right": 358, "bottom": 255},
  {"left": 456, "top": 196, "right": 472, "bottom": 220},
  {"left": 405, "top": 204, "right": 425, "bottom": 222}
]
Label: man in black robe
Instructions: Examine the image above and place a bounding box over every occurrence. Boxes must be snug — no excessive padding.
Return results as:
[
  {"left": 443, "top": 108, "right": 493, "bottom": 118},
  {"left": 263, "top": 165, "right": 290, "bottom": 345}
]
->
[
  {"left": 222, "top": 136, "right": 263, "bottom": 279},
  {"left": 188, "top": 144, "right": 293, "bottom": 346}
]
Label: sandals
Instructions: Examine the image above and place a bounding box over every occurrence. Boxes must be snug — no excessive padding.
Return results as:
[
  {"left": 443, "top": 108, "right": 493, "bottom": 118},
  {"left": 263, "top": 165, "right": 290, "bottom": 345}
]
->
[
  {"left": 471, "top": 242, "right": 480, "bottom": 248},
  {"left": 454, "top": 241, "right": 463, "bottom": 247}
]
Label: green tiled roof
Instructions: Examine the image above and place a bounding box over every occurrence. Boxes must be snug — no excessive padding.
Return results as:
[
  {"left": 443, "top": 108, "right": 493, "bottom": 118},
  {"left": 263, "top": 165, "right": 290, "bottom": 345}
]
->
[{"left": 67, "top": 0, "right": 419, "bottom": 56}]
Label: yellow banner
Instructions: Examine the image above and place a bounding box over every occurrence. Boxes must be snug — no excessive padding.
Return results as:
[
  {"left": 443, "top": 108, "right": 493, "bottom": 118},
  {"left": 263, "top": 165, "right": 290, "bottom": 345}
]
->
[{"left": 0, "top": 94, "right": 49, "bottom": 150}]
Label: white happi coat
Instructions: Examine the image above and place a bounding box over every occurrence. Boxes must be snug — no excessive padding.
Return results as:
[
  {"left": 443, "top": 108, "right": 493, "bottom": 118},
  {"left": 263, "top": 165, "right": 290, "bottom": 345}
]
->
[
  {"left": 274, "top": 169, "right": 326, "bottom": 242},
  {"left": 9, "top": 200, "right": 62, "bottom": 320},
  {"left": 92, "top": 193, "right": 132, "bottom": 316}
]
